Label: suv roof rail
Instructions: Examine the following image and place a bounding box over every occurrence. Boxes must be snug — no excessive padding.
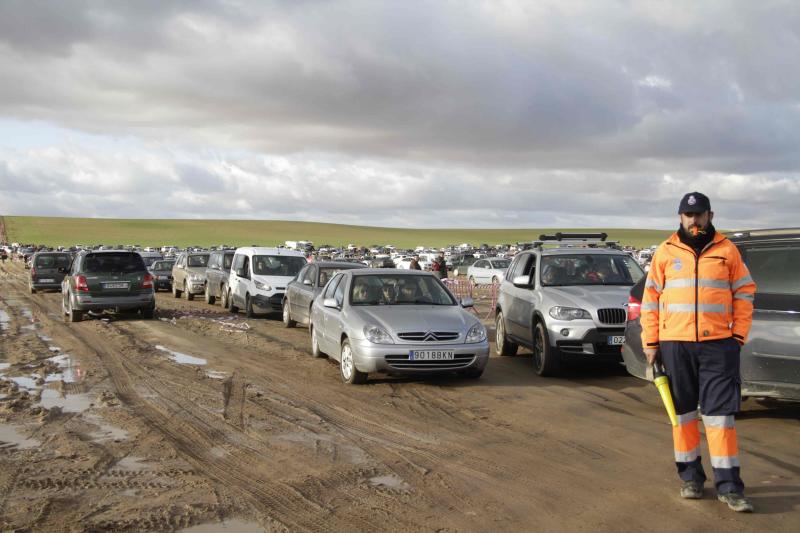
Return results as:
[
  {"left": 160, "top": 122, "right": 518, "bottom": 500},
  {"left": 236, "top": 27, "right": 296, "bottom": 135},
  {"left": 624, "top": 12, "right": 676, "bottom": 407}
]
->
[
  {"left": 726, "top": 227, "right": 800, "bottom": 239},
  {"left": 538, "top": 232, "right": 608, "bottom": 242}
]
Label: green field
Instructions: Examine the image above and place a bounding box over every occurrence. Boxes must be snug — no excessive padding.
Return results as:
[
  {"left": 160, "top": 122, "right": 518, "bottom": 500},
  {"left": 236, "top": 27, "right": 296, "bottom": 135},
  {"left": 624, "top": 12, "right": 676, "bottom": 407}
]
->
[{"left": 3, "top": 216, "right": 671, "bottom": 249}]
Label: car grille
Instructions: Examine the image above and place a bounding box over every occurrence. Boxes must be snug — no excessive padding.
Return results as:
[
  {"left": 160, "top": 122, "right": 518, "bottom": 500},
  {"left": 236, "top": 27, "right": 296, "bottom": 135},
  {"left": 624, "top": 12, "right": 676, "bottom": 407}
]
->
[
  {"left": 597, "top": 308, "right": 626, "bottom": 324},
  {"left": 385, "top": 354, "right": 475, "bottom": 370},
  {"left": 397, "top": 331, "right": 460, "bottom": 342}
]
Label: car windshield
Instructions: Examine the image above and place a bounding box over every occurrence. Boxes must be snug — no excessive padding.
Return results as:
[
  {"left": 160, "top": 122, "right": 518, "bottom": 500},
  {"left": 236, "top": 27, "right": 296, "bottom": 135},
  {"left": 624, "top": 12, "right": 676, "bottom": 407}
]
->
[
  {"left": 35, "top": 254, "right": 71, "bottom": 268},
  {"left": 350, "top": 274, "right": 456, "bottom": 305},
  {"left": 151, "top": 261, "right": 174, "bottom": 270},
  {"left": 187, "top": 254, "right": 209, "bottom": 267},
  {"left": 141, "top": 256, "right": 161, "bottom": 267},
  {"left": 540, "top": 254, "right": 644, "bottom": 286},
  {"left": 252, "top": 255, "right": 306, "bottom": 276},
  {"left": 489, "top": 259, "right": 510, "bottom": 269},
  {"left": 83, "top": 253, "right": 146, "bottom": 273}
]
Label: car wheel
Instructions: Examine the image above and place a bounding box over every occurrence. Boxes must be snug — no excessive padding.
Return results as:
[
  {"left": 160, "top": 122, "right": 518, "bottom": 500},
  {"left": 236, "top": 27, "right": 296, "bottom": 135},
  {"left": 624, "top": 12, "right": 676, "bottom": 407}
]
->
[
  {"left": 491, "top": 276, "right": 498, "bottom": 284},
  {"left": 459, "top": 367, "right": 484, "bottom": 379},
  {"left": 173, "top": 282, "right": 182, "bottom": 298},
  {"left": 245, "top": 294, "right": 255, "bottom": 318},
  {"left": 495, "top": 311, "right": 518, "bottom": 356},
  {"left": 205, "top": 284, "right": 215, "bottom": 305},
  {"left": 185, "top": 282, "right": 194, "bottom": 301},
  {"left": 533, "top": 321, "right": 560, "bottom": 377},
  {"left": 67, "top": 294, "right": 83, "bottom": 323},
  {"left": 282, "top": 299, "right": 296, "bottom": 328},
  {"left": 141, "top": 307, "right": 154, "bottom": 320},
  {"left": 340, "top": 339, "right": 366, "bottom": 384},
  {"left": 229, "top": 290, "right": 239, "bottom": 314},
  {"left": 221, "top": 285, "right": 229, "bottom": 309},
  {"left": 310, "top": 324, "right": 324, "bottom": 358}
]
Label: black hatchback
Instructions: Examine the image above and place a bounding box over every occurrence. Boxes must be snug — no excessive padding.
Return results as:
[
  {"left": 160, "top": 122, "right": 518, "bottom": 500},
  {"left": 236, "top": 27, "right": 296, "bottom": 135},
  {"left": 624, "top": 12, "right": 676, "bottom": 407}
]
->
[
  {"left": 29, "top": 252, "right": 73, "bottom": 293},
  {"left": 622, "top": 228, "right": 800, "bottom": 401}
]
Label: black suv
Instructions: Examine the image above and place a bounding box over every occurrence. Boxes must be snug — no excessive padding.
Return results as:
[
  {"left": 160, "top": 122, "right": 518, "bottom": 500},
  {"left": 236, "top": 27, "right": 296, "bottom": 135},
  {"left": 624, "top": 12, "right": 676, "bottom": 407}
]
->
[
  {"left": 622, "top": 228, "right": 800, "bottom": 400},
  {"left": 61, "top": 250, "right": 156, "bottom": 322}
]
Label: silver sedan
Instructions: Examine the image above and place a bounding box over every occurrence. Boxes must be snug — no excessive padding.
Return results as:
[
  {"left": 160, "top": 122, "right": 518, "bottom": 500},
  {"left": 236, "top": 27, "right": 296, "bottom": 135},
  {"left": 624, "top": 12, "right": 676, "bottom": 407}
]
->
[{"left": 309, "top": 269, "right": 490, "bottom": 384}]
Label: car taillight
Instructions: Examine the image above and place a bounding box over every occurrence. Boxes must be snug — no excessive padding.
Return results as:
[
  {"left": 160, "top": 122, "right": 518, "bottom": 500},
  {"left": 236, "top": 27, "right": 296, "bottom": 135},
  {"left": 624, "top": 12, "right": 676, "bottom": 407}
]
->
[
  {"left": 142, "top": 273, "right": 154, "bottom": 289},
  {"left": 626, "top": 294, "right": 641, "bottom": 321},
  {"left": 76, "top": 275, "right": 89, "bottom": 292}
]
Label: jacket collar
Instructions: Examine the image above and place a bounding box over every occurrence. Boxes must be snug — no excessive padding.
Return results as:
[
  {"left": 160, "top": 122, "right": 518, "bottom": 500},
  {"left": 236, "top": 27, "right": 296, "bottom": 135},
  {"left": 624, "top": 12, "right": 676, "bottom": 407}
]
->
[{"left": 666, "top": 231, "right": 726, "bottom": 254}]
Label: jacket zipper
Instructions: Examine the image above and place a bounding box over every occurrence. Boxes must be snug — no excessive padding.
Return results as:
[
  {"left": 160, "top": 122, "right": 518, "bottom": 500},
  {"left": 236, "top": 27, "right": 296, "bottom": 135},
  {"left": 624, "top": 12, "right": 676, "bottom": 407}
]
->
[{"left": 667, "top": 238, "right": 723, "bottom": 342}]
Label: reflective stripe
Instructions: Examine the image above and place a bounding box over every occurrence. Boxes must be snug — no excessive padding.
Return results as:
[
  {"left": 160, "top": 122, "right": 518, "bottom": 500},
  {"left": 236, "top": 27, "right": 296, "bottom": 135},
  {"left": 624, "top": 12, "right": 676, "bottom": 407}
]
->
[
  {"left": 710, "top": 455, "right": 740, "bottom": 469},
  {"left": 732, "top": 275, "right": 754, "bottom": 290},
  {"left": 676, "top": 410, "right": 699, "bottom": 425},
  {"left": 641, "top": 302, "right": 659, "bottom": 311},
  {"left": 675, "top": 448, "right": 700, "bottom": 463},
  {"left": 666, "top": 303, "right": 727, "bottom": 313},
  {"left": 702, "top": 415, "right": 734, "bottom": 428},
  {"left": 645, "top": 279, "right": 663, "bottom": 293},
  {"left": 734, "top": 292, "right": 754, "bottom": 302},
  {"left": 664, "top": 278, "right": 731, "bottom": 290}
]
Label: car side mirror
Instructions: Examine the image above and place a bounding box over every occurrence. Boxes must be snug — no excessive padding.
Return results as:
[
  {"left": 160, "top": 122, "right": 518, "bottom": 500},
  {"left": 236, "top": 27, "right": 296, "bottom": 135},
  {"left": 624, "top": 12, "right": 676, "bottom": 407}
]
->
[
  {"left": 303, "top": 279, "right": 312, "bottom": 286},
  {"left": 512, "top": 275, "right": 532, "bottom": 288},
  {"left": 323, "top": 297, "right": 339, "bottom": 309},
  {"left": 460, "top": 297, "right": 474, "bottom": 308}
]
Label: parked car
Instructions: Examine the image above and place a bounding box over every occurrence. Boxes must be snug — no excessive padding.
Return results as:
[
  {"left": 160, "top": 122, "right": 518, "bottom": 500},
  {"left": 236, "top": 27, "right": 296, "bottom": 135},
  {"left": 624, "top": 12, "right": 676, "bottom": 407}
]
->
[
  {"left": 29, "top": 252, "right": 72, "bottom": 293},
  {"left": 148, "top": 259, "right": 176, "bottom": 292},
  {"left": 395, "top": 257, "right": 432, "bottom": 270},
  {"left": 308, "top": 269, "right": 489, "bottom": 384},
  {"left": 466, "top": 257, "right": 511, "bottom": 285},
  {"left": 137, "top": 251, "right": 163, "bottom": 268},
  {"left": 204, "top": 249, "right": 235, "bottom": 304},
  {"left": 171, "top": 252, "right": 210, "bottom": 300},
  {"left": 495, "top": 236, "right": 645, "bottom": 376},
  {"left": 61, "top": 250, "right": 155, "bottom": 322},
  {"left": 224, "top": 247, "right": 307, "bottom": 317},
  {"left": 283, "top": 261, "right": 366, "bottom": 327},
  {"left": 622, "top": 228, "right": 800, "bottom": 400}
]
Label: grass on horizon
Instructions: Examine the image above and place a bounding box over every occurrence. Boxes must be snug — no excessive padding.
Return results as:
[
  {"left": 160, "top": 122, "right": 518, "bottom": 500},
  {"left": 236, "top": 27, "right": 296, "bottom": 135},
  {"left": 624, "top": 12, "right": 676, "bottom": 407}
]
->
[{"left": 3, "top": 216, "right": 672, "bottom": 250}]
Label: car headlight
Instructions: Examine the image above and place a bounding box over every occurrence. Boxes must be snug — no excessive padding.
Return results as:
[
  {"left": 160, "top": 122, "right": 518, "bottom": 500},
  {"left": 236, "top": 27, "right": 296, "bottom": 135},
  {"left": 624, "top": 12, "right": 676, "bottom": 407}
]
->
[
  {"left": 254, "top": 280, "right": 271, "bottom": 291},
  {"left": 363, "top": 325, "right": 394, "bottom": 344},
  {"left": 549, "top": 306, "right": 591, "bottom": 321},
  {"left": 466, "top": 323, "right": 487, "bottom": 343}
]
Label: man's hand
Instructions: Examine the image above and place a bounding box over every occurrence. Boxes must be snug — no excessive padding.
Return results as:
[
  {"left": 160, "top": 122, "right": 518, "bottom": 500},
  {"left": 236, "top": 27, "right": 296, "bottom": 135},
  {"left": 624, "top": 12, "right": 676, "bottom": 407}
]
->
[{"left": 644, "top": 347, "right": 659, "bottom": 365}]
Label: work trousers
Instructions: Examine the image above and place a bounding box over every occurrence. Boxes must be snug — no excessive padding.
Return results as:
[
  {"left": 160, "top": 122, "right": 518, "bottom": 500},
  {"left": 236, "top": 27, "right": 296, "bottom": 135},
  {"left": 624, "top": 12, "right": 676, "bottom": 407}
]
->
[{"left": 660, "top": 338, "right": 744, "bottom": 494}]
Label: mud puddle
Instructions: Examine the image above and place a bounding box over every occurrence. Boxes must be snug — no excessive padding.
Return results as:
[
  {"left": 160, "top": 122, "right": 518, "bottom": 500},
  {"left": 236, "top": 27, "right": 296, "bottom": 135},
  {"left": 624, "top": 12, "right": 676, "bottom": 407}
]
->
[
  {"left": 84, "top": 412, "right": 129, "bottom": 442},
  {"left": 155, "top": 344, "right": 208, "bottom": 365},
  {"left": 115, "top": 456, "right": 149, "bottom": 471},
  {"left": 0, "top": 308, "right": 10, "bottom": 331},
  {"left": 38, "top": 388, "right": 92, "bottom": 412},
  {"left": 370, "top": 474, "right": 412, "bottom": 491},
  {"left": 0, "top": 423, "right": 41, "bottom": 449},
  {"left": 178, "top": 519, "right": 264, "bottom": 532}
]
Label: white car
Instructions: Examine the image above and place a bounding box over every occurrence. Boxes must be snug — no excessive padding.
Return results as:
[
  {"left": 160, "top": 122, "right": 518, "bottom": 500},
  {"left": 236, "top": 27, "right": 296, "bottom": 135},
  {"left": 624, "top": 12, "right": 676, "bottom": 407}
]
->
[
  {"left": 466, "top": 258, "right": 511, "bottom": 285},
  {"left": 225, "top": 247, "right": 307, "bottom": 317},
  {"left": 395, "top": 257, "right": 432, "bottom": 270}
]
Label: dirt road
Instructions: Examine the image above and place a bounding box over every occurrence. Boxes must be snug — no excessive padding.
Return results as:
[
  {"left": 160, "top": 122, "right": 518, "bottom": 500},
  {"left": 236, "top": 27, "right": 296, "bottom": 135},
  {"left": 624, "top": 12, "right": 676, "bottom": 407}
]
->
[{"left": 1, "top": 261, "right": 798, "bottom": 531}]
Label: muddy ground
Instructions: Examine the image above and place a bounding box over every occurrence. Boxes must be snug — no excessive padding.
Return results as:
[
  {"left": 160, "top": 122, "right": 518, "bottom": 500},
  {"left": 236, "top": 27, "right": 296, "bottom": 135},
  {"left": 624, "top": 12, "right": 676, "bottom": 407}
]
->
[{"left": 0, "top": 261, "right": 798, "bottom": 532}]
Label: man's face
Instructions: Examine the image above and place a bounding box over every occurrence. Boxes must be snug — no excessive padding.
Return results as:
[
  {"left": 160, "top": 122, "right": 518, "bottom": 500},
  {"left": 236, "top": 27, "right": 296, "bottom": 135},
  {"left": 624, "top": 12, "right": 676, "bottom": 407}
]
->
[{"left": 680, "top": 210, "right": 713, "bottom": 235}]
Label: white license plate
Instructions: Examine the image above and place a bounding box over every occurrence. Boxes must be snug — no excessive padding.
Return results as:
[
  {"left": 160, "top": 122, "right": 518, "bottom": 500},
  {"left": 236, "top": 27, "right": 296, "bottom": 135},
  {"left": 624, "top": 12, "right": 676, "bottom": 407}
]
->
[
  {"left": 103, "top": 282, "right": 129, "bottom": 289},
  {"left": 607, "top": 335, "right": 625, "bottom": 346},
  {"left": 409, "top": 350, "right": 455, "bottom": 361},
  {"left": 38, "top": 278, "right": 55, "bottom": 283},
  {"left": 157, "top": 275, "right": 168, "bottom": 280}
]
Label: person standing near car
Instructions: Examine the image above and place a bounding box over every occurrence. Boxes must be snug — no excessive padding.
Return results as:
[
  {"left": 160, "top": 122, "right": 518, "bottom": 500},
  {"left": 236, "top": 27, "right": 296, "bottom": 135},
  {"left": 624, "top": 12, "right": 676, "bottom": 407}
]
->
[
  {"left": 409, "top": 255, "right": 422, "bottom": 270},
  {"left": 436, "top": 253, "right": 448, "bottom": 279},
  {"left": 641, "top": 192, "right": 757, "bottom": 512}
]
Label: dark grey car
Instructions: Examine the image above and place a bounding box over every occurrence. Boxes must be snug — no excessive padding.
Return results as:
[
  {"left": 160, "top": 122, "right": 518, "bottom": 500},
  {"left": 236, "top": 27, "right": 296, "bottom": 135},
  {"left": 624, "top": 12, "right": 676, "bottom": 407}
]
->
[
  {"left": 149, "top": 259, "right": 176, "bottom": 292},
  {"left": 282, "top": 261, "right": 366, "bottom": 327},
  {"left": 29, "top": 252, "right": 72, "bottom": 293},
  {"left": 204, "top": 250, "right": 235, "bottom": 305},
  {"left": 622, "top": 228, "right": 800, "bottom": 401}
]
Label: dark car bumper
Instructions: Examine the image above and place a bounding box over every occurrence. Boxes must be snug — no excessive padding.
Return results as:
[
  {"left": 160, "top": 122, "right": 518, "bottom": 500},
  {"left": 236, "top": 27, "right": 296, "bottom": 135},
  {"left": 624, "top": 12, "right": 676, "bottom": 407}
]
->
[
  {"left": 73, "top": 292, "right": 156, "bottom": 312},
  {"left": 252, "top": 293, "right": 285, "bottom": 313},
  {"left": 30, "top": 280, "right": 64, "bottom": 291}
]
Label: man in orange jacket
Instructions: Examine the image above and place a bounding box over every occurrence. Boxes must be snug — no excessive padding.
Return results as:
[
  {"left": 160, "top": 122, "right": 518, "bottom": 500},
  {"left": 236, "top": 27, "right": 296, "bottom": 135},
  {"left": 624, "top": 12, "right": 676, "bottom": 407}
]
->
[{"left": 641, "top": 192, "right": 756, "bottom": 512}]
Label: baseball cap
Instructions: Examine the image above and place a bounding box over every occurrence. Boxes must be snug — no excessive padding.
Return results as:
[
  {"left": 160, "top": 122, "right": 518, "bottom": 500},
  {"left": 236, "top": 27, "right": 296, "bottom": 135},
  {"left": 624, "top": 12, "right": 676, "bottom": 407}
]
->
[{"left": 678, "top": 192, "right": 711, "bottom": 214}]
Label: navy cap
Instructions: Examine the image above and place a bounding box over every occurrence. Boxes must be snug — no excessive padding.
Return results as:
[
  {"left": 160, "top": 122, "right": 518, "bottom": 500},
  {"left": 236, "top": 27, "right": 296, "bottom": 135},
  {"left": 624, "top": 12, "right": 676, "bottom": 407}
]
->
[{"left": 678, "top": 192, "right": 711, "bottom": 214}]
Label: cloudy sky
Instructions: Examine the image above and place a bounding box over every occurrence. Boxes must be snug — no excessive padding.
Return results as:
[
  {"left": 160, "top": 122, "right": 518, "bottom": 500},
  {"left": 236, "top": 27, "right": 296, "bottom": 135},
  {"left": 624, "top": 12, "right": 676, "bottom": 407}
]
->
[{"left": 1, "top": 0, "right": 798, "bottom": 229}]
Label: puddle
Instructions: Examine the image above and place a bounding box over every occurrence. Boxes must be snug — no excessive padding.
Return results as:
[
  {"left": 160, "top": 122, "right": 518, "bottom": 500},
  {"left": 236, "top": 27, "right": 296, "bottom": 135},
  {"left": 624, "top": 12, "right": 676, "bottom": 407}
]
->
[
  {"left": 39, "top": 389, "right": 92, "bottom": 412},
  {"left": 48, "top": 346, "right": 61, "bottom": 352},
  {"left": 0, "top": 363, "right": 10, "bottom": 371},
  {"left": 206, "top": 370, "right": 227, "bottom": 380},
  {"left": 5, "top": 375, "right": 40, "bottom": 391},
  {"left": 179, "top": 519, "right": 265, "bottom": 533},
  {"left": 155, "top": 345, "right": 207, "bottom": 365},
  {"left": 21, "top": 324, "right": 37, "bottom": 331},
  {"left": 369, "top": 474, "right": 411, "bottom": 491},
  {"left": 0, "top": 309, "right": 9, "bottom": 331},
  {"left": 0, "top": 423, "right": 41, "bottom": 449},
  {"left": 45, "top": 353, "right": 82, "bottom": 383},
  {"left": 115, "top": 456, "right": 149, "bottom": 471},
  {"left": 84, "top": 413, "right": 129, "bottom": 442},
  {"left": 38, "top": 333, "right": 53, "bottom": 342}
]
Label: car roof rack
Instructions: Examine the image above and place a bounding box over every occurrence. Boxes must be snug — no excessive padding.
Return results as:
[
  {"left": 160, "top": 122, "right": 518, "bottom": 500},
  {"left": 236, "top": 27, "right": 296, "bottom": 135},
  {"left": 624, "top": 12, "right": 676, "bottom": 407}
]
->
[
  {"left": 726, "top": 227, "right": 800, "bottom": 239},
  {"left": 531, "top": 232, "right": 621, "bottom": 250}
]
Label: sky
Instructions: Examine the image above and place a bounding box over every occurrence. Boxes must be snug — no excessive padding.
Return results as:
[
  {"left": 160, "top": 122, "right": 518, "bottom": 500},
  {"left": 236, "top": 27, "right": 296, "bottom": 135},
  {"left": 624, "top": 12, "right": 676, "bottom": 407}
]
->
[{"left": 0, "top": 0, "right": 798, "bottom": 230}]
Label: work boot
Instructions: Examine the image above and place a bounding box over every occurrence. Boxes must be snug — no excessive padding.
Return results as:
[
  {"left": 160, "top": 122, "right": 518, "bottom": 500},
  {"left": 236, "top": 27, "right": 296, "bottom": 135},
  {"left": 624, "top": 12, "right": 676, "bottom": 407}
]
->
[
  {"left": 680, "top": 481, "right": 703, "bottom": 499},
  {"left": 717, "top": 492, "right": 754, "bottom": 513}
]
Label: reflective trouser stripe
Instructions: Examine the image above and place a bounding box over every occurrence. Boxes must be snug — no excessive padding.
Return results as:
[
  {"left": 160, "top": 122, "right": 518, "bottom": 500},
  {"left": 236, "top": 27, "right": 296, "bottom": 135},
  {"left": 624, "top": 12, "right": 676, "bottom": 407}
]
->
[
  {"left": 673, "top": 418, "right": 701, "bottom": 463},
  {"left": 702, "top": 414, "right": 734, "bottom": 428},
  {"left": 710, "top": 455, "right": 741, "bottom": 469},
  {"left": 704, "top": 418, "right": 739, "bottom": 469}
]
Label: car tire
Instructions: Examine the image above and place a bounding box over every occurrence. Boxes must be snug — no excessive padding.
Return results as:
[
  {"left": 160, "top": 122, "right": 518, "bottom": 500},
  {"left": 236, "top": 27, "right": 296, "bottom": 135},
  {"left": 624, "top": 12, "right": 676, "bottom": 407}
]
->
[
  {"left": 205, "top": 284, "right": 215, "bottom": 305},
  {"left": 282, "top": 299, "right": 296, "bottom": 328},
  {"left": 66, "top": 295, "right": 83, "bottom": 323},
  {"left": 491, "top": 276, "right": 498, "bottom": 284},
  {"left": 495, "top": 311, "right": 518, "bottom": 356},
  {"left": 229, "top": 290, "right": 239, "bottom": 314},
  {"left": 221, "top": 285, "right": 229, "bottom": 309},
  {"left": 29, "top": 285, "right": 37, "bottom": 294},
  {"left": 173, "top": 282, "right": 182, "bottom": 298},
  {"left": 185, "top": 282, "right": 193, "bottom": 301},
  {"left": 141, "top": 307, "right": 154, "bottom": 320},
  {"left": 340, "top": 339, "right": 366, "bottom": 385},
  {"left": 310, "top": 324, "right": 324, "bottom": 358},
  {"left": 245, "top": 294, "right": 255, "bottom": 318},
  {"left": 459, "top": 367, "right": 484, "bottom": 379},
  {"left": 533, "top": 321, "right": 560, "bottom": 376}
]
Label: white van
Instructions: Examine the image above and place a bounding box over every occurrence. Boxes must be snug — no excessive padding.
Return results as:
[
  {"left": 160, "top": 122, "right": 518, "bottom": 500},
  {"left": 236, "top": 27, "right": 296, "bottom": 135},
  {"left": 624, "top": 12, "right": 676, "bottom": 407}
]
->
[{"left": 226, "top": 247, "right": 307, "bottom": 317}]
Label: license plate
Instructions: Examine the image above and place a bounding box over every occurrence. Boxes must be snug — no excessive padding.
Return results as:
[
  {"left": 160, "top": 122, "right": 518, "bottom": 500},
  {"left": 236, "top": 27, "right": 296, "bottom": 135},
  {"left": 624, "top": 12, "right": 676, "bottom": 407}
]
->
[
  {"left": 409, "top": 350, "right": 455, "bottom": 361},
  {"left": 158, "top": 275, "right": 168, "bottom": 280},
  {"left": 103, "top": 282, "right": 129, "bottom": 289},
  {"left": 607, "top": 335, "right": 625, "bottom": 346},
  {"left": 38, "top": 278, "right": 55, "bottom": 283}
]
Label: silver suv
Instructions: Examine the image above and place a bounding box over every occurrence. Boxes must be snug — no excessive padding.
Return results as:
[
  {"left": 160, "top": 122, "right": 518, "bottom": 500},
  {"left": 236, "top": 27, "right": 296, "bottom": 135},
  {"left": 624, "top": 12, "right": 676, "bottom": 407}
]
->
[{"left": 495, "top": 234, "right": 645, "bottom": 376}]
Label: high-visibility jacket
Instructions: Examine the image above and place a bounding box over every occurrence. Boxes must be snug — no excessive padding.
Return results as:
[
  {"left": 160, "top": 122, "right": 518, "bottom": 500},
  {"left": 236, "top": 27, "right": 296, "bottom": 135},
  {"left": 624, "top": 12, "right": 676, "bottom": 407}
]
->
[{"left": 641, "top": 231, "right": 756, "bottom": 347}]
